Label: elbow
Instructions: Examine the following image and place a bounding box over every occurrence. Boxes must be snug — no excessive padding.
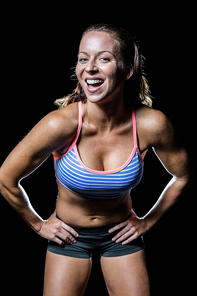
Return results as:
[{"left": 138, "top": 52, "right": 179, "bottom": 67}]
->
[
  {"left": 0, "top": 181, "right": 3, "bottom": 194},
  {"left": 0, "top": 170, "right": 6, "bottom": 194},
  {"left": 177, "top": 174, "right": 192, "bottom": 190},
  {"left": 0, "top": 169, "right": 11, "bottom": 195},
  {"left": 176, "top": 159, "right": 194, "bottom": 188},
  {"left": 175, "top": 171, "right": 193, "bottom": 198},
  {"left": 181, "top": 165, "right": 194, "bottom": 188},
  {"left": 0, "top": 169, "right": 21, "bottom": 209},
  {"left": 0, "top": 169, "right": 4, "bottom": 188}
]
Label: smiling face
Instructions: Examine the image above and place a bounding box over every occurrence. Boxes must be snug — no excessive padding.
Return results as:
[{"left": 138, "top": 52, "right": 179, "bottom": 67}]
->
[{"left": 76, "top": 31, "right": 131, "bottom": 104}]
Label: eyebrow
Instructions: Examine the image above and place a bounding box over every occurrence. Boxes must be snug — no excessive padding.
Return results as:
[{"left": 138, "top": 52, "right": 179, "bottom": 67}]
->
[{"left": 78, "top": 50, "right": 116, "bottom": 59}]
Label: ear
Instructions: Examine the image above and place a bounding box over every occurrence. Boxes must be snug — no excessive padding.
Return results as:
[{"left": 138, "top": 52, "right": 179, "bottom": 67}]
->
[{"left": 125, "top": 65, "right": 133, "bottom": 80}]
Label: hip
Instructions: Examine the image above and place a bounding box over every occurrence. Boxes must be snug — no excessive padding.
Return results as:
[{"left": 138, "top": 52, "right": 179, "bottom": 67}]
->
[{"left": 47, "top": 215, "right": 144, "bottom": 258}]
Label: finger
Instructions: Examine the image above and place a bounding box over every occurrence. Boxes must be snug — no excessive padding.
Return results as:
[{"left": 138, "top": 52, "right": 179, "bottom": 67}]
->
[
  {"left": 115, "top": 229, "right": 134, "bottom": 243},
  {"left": 108, "top": 221, "right": 128, "bottom": 234},
  {"left": 52, "top": 236, "right": 65, "bottom": 246},
  {"left": 58, "top": 229, "right": 77, "bottom": 244},
  {"left": 121, "top": 232, "right": 139, "bottom": 245},
  {"left": 61, "top": 223, "right": 79, "bottom": 238},
  {"left": 111, "top": 224, "right": 132, "bottom": 241},
  {"left": 63, "top": 236, "right": 73, "bottom": 245}
]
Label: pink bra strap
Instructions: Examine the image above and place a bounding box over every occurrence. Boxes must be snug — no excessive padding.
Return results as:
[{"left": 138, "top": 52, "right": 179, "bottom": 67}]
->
[
  {"left": 53, "top": 101, "right": 83, "bottom": 160},
  {"left": 78, "top": 101, "right": 82, "bottom": 131},
  {"left": 67, "top": 100, "right": 83, "bottom": 146},
  {"left": 72, "top": 101, "right": 82, "bottom": 145},
  {"left": 64, "top": 101, "right": 82, "bottom": 152},
  {"left": 132, "top": 108, "right": 138, "bottom": 148}
]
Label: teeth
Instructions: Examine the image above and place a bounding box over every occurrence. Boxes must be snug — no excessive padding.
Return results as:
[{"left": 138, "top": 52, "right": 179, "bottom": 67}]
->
[{"left": 86, "top": 79, "right": 103, "bottom": 84}]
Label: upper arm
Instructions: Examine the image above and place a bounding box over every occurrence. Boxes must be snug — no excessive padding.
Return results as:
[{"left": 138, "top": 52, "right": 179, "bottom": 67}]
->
[
  {"left": 0, "top": 106, "right": 77, "bottom": 186},
  {"left": 145, "top": 109, "right": 190, "bottom": 181}
]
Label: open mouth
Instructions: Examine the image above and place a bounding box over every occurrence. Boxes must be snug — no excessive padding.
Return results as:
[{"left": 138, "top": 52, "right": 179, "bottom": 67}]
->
[{"left": 86, "top": 79, "right": 104, "bottom": 88}]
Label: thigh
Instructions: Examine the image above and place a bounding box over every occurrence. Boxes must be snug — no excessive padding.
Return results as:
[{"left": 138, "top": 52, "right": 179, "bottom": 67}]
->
[
  {"left": 101, "top": 249, "right": 150, "bottom": 296},
  {"left": 43, "top": 250, "right": 91, "bottom": 296}
]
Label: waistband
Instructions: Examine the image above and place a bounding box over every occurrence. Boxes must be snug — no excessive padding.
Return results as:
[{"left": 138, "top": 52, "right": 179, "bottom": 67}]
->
[{"left": 56, "top": 214, "right": 131, "bottom": 234}]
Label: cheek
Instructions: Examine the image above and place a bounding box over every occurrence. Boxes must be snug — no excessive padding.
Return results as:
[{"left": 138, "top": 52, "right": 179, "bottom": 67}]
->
[
  {"left": 75, "top": 64, "right": 84, "bottom": 81},
  {"left": 107, "top": 67, "right": 125, "bottom": 86},
  {"left": 75, "top": 65, "right": 80, "bottom": 80}
]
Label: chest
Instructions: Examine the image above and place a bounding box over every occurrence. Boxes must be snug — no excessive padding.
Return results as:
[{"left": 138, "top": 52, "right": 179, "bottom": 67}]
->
[{"left": 77, "top": 126, "right": 135, "bottom": 172}]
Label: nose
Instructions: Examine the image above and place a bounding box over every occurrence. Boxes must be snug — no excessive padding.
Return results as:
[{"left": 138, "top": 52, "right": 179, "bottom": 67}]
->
[{"left": 85, "top": 59, "right": 99, "bottom": 74}]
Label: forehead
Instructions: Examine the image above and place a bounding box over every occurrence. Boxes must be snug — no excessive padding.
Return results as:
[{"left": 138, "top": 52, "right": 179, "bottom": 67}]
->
[{"left": 79, "top": 31, "right": 119, "bottom": 54}]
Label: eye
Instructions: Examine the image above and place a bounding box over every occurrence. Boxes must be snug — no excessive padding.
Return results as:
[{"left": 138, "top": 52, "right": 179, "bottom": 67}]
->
[
  {"left": 78, "top": 58, "right": 88, "bottom": 63},
  {"left": 100, "top": 57, "right": 110, "bottom": 62}
]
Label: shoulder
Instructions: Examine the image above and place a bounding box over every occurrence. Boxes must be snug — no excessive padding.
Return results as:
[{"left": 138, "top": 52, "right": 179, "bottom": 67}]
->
[
  {"left": 34, "top": 103, "right": 79, "bottom": 138},
  {"left": 20, "top": 102, "right": 79, "bottom": 154},
  {"left": 135, "top": 105, "right": 175, "bottom": 148},
  {"left": 0, "top": 103, "right": 80, "bottom": 181},
  {"left": 40, "top": 103, "right": 78, "bottom": 131}
]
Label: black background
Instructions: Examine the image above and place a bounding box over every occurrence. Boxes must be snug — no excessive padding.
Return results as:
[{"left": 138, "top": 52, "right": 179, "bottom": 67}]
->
[{"left": 1, "top": 3, "right": 196, "bottom": 296}]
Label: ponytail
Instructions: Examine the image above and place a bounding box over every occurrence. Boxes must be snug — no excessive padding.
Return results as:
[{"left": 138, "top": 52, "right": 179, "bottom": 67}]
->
[{"left": 55, "top": 82, "right": 86, "bottom": 109}]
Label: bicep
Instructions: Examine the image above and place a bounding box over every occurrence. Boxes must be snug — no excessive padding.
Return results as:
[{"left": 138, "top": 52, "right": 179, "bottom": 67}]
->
[
  {"left": 149, "top": 112, "right": 190, "bottom": 180},
  {"left": 153, "top": 145, "right": 189, "bottom": 180},
  {"left": 0, "top": 112, "right": 69, "bottom": 185},
  {"left": 1, "top": 140, "right": 50, "bottom": 186},
  {"left": 1, "top": 136, "right": 52, "bottom": 187}
]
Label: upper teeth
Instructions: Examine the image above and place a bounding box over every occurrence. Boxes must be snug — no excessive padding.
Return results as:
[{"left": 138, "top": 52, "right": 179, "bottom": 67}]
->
[{"left": 86, "top": 79, "right": 103, "bottom": 84}]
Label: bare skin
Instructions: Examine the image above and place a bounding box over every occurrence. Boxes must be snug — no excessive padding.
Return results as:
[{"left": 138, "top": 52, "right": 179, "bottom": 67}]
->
[
  {"left": 101, "top": 250, "right": 150, "bottom": 296},
  {"left": 43, "top": 249, "right": 150, "bottom": 296},
  {"left": 43, "top": 252, "right": 91, "bottom": 296},
  {"left": 0, "top": 31, "right": 190, "bottom": 295}
]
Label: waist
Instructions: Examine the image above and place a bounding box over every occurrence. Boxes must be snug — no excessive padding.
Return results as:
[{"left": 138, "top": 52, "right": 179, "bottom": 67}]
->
[
  {"left": 56, "top": 185, "right": 132, "bottom": 227},
  {"left": 56, "top": 213, "right": 131, "bottom": 233}
]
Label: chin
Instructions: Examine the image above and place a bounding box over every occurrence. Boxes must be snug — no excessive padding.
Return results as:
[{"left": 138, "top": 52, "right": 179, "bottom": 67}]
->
[
  {"left": 84, "top": 89, "right": 108, "bottom": 104},
  {"left": 86, "top": 93, "right": 116, "bottom": 105},
  {"left": 86, "top": 95, "right": 105, "bottom": 104}
]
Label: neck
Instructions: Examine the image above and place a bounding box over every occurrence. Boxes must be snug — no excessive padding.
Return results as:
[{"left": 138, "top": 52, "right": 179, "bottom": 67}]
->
[{"left": 84, "top": 96, "right": 131, "bottom": 131}]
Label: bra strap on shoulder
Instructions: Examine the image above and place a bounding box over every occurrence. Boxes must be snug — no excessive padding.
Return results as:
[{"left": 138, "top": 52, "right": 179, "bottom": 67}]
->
[
  {"left": 78, "top": 101, "right": 82, "bottom": 128},
  {"left": 75, "top": 101, "right": 82, "bottom": 140},
  {"left": 53, "top": 101, "right": 83, "bottom": 160},
  {"left": 131, "top": 109, "right": 138, "bottom": 148}
]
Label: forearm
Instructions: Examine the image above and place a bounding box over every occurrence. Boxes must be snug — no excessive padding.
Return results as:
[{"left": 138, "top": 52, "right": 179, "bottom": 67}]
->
[
  {"left": 143, "top": 175, "right": 189, "bottom": 230},
  {"left": 0, "top": 181, "right": 45, "bottom": 232}
]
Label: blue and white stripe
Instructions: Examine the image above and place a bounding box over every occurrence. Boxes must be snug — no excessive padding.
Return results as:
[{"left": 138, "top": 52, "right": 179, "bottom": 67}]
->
[{"left": 54, "top": 147, "right": 144, "bottom": 199}]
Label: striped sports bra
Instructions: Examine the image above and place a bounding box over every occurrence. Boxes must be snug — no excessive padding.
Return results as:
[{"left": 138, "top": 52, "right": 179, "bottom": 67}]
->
[{"left": 54, "top": 101, "right": 144, "bottom": 199}]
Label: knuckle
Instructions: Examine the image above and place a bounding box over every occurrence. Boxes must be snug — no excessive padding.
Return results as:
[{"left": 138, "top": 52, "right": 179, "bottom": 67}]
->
[
  {"left": 56, "top": 221, "right": 62, "bottom": 230},
  {"left": 68, "top": 234, "right": 75, "bottom": 242},
  {"left": 65, "top": 237, "right": 72, "bottom": 244},
  {"left": 49, "top": 233, "right": 56, "bottom": 240},
  {"left": 66, "top": 226, "right": 72, "bottom": 233},
  {"left": 67, "top": 233, "right": 72, "bottom": 239},
  {"left": 123, "top": 233, "right": 128, "bottom": 239},
  {"left": 128, "top": 222, "right": 133, "bottom": 228},
  {"left": 63, "top": 232, "right": 72, "bottom": 242},
  {"left": 64, "top": 232, "right": 70, "bottom": 239},
  {"left": 62, "top": 236, "right": 68, "bottom": 242},
  {"left": 53, "top": 228, "right": 59, "bottom": 235},
  {"left": 118, "top": 229, "right": 124, "bottom": 236}
]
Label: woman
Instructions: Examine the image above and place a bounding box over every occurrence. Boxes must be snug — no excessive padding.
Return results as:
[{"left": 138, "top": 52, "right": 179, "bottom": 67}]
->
[{"left": 0, "top": 24, "right": 190, "bottom": 296}]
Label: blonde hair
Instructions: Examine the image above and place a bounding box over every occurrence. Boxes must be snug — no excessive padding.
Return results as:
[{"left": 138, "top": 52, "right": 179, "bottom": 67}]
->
[{"left": 55, "top": 24, "right": 152, "bottom": 109}]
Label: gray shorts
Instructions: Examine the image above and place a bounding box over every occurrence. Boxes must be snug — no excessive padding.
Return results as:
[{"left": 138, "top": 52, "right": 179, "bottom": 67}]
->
[{"left": 47, "top": 218, "right": 144, "bottom": 258}]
